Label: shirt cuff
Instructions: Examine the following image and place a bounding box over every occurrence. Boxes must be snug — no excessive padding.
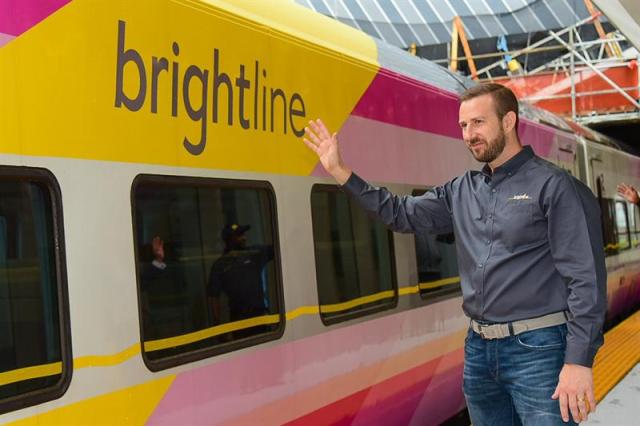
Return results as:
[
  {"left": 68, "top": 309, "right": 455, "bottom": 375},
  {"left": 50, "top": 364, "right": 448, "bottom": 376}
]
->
[
  {"left": 340, "top": 171, "right": 364, "bottom": 195},
  {"left": 564, "top": 342, "right": 598, "bottom": 367}
]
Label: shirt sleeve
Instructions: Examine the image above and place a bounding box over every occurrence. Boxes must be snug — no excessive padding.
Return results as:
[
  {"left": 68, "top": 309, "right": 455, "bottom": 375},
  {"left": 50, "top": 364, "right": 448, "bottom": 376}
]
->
[
  {"left": 544, "top": 173, "right": 607, "bottom": 367},
  {"left": 341, "top": 172, "right": 454, "bottom": 234}
]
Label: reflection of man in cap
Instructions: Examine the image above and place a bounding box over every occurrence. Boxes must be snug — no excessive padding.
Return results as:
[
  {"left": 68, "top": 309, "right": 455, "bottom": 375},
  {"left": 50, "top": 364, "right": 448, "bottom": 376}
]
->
[
  {"left": 221, "top": 223, "right": 251, "bottom": 253},
  {"left": 207, "top": 223, "right": 274, "bottom": 332}
]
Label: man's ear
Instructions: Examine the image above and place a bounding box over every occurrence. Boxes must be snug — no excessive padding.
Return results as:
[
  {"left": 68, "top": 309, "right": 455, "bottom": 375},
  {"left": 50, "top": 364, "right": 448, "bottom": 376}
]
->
[{"left": 502, "top": 111, "right": 517, "bottom": 133}]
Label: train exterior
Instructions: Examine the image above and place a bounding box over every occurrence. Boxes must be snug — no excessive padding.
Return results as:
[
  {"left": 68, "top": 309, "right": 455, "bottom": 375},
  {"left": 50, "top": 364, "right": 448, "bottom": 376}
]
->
[{"left": 1, "top": 0, "right": 639, "bottom": 424}]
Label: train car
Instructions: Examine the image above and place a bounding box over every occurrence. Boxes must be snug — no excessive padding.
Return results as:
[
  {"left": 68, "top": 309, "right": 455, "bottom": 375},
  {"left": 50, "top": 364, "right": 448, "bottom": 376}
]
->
[{"left": 1, "top": 0, "right": 639, "bottom": 424}]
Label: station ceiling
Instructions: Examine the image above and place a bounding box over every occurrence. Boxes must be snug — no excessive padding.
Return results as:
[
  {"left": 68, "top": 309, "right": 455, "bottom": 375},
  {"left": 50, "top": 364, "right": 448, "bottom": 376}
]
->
[
  {"left": 593, "top": 0, "right": 640, "bottom": 51},
  {"left": 295, "top": 0, "right": 594, "bottom": 48}
]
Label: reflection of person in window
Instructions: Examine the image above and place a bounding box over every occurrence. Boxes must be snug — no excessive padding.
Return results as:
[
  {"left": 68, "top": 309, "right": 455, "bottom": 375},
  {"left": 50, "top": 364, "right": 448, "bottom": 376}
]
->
[
  {"left": 140, "top": 236, "right": 185, "bottom": 338},
  {"left": 207, "top": 224, "right": 274, "bottom": 328}
]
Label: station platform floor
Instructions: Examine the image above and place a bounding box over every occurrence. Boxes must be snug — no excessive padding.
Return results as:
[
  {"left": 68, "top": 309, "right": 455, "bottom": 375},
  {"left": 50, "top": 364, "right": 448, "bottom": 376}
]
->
[
  {"left": 584, "top": 362, "right": 640, "bottom": 425},
  {"left": 583, "top": 309, "right": 640, "bottom": 425}
]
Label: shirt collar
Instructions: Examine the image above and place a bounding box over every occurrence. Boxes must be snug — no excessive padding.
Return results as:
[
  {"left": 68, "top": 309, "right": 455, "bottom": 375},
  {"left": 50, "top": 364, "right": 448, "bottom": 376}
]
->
[{"left": 481, "top": 145, "right": 534, "bottom": 177}]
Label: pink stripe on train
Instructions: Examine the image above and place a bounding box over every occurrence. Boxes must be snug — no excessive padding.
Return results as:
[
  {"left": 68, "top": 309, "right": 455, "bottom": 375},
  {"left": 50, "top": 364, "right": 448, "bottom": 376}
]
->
[
  {"left": 0, "top": 0, "right": 70, "bottom": 37},
  {"left": 147, "top": 303, "right": 467, "bottom": 425},
  {"left": 326, "top": 66, "right": 562, "bottom": 185},
  {"left": 0, "top": 32, "right": 14, "bottom": 47}
]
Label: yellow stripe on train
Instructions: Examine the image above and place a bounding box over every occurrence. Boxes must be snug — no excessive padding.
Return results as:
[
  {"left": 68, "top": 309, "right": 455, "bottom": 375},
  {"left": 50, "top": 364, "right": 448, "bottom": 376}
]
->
[
  {"left": 1, "top": 276, "right": 461, "bottom": 387},
  {"left": 0, "top": 362, "right": 62, "bottom": 387}
]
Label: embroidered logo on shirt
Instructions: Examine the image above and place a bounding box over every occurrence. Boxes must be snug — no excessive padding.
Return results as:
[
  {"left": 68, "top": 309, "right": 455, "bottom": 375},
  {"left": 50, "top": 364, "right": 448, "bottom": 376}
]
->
[{"left": 509, "top": 194, "right": 531, "bottom": 200}]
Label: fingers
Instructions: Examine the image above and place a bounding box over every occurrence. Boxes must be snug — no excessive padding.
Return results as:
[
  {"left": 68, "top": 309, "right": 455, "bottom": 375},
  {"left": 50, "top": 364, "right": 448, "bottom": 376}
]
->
[
  {"left": 304, "top": 126, "right": 322, "bottom": 146},
  {"left": 568, "top": 393, "right": 581, "bottom": 424},
  {"left": 311, "top": 118, "right": 331, "bottom": 140},
  {"left": 588, "top": 389, "right": 597, "bottom": 413},
  {"left": 303, "top": 119, "right": 338, "bottom": 153},
  {"left": 617, "top": 183, "right": 630, "bottom": 194},
  {"left": 559, "top": 393, "right": 570, "bottom": 423},
  {"left": 302, "top": 138, "right": 319, "bottom": 154},
  {"left": 577, "top": 395, "right": 589, "bottom": 422}
]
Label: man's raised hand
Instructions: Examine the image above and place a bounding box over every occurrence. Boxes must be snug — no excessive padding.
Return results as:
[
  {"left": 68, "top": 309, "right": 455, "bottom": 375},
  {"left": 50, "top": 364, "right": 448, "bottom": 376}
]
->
[{"left": 303, "top": 119, "right": 352, "bottom": 185}]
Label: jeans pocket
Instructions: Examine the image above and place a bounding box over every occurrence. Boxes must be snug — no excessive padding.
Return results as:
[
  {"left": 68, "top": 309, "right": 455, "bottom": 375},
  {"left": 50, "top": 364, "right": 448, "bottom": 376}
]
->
[{"left": 515, "top": 326, "right": 565, "bottom": 350}]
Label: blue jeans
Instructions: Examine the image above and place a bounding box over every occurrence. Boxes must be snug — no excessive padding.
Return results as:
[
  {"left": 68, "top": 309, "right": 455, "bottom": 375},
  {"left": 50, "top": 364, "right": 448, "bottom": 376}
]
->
[{"left": 463, "top": 324, "right": 577, "bottom": 426}]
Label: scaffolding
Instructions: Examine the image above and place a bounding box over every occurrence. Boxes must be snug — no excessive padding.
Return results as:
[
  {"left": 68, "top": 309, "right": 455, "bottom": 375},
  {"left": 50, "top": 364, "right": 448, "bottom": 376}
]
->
[{"left": 446, "top": 7, "right": 640, "bottom": 127}]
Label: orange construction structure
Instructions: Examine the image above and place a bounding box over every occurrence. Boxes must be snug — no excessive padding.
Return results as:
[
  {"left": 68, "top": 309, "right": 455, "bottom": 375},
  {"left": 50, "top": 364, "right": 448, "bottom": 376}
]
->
[{"left": 495, "top": 61, "right": 639, "bottom": 118}]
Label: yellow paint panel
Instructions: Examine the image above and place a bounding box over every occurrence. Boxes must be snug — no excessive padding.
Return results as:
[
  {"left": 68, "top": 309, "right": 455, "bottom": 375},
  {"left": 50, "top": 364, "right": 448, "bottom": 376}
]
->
[
  {"left": 7, "top": 376, "right": 175, "bottom": 426},
  {"left": 0, "top": 0, "right": 379, "bottom": 175},
  {"left": 198, "top": 0, "right": 377, "bottom": 65}
]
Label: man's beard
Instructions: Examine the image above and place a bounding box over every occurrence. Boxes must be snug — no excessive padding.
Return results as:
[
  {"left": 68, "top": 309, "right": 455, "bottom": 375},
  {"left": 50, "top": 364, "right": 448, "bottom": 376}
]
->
[{"left": 469, "top": 131, "right": 506, "bottom": 163}]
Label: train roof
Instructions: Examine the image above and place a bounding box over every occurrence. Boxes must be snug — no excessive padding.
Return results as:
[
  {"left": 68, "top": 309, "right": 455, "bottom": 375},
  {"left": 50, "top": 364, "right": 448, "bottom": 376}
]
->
[{"left": 372, "top": 37, "right": 623, "bottom": 150}]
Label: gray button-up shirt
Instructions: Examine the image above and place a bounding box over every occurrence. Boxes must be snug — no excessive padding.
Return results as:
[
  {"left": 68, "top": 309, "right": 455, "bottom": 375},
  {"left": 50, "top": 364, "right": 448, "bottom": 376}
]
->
[{"left": 342, "top": 146, "right": 606, "bottom": 367}]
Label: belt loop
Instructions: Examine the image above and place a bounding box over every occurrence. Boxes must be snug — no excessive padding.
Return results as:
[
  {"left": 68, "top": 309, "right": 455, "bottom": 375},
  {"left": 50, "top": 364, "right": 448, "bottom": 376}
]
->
[{"left": 508, "top": 322, "right": 514, "bottom": 336}]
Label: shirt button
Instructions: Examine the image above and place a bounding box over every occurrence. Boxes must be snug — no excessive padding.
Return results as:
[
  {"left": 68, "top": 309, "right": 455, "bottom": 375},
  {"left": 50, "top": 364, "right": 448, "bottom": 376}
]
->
[
  {"left": 486, "top": 240, "right": 491, "bottom": 245},
  {"left": 478, "top": 263, "right": 483, "bottom": 268},
  {"left": 492, "top": 189, "right": 496, "bottom": 193}
]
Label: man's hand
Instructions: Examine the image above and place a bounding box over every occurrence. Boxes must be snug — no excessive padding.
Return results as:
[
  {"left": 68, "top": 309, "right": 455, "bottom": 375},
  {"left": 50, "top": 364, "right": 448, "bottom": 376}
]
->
[
  {"left": 152, "top": 236, "right": 165, "bottom": 262},
  {"left": 617, "top": 182, "right": 639, "bottom": 204},
  {"left": 303, "top": 119, "right": 352, "bottom": 185},
  {"left": 552, "top": 363, "right": 596, "bottom": 423}
]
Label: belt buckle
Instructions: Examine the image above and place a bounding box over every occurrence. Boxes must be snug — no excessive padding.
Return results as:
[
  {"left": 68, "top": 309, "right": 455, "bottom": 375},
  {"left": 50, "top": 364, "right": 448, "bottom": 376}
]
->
[{"left": 478, "top": 324, "right": 496, "bottom": 340}]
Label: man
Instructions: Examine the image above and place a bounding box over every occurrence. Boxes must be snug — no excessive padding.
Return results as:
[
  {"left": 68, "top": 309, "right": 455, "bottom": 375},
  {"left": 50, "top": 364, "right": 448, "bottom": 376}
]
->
[{"left": 302, "top": 83, "right": 606, "bottom": 425}]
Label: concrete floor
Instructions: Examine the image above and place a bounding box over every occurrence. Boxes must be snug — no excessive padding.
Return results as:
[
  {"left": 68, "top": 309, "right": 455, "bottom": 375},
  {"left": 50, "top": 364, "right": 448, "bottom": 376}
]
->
[{"left": 583, "top": 362, "right": 640, "bottom": 426}]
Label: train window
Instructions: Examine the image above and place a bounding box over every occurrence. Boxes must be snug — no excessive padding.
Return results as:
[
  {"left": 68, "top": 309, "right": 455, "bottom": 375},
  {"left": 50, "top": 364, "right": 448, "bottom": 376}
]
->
[
  {"left": 0, "top": 169, "right": 70, "bottom": 414},
  {"left": 632, "top": 204, "right": 640, "bottom": 248},
  {"left": 132, "top": 176, "right": 283, "bottom": 371},
  {"left": 310, "top": 185, "right": 397, "bottom": 325},
  {"left": 412, "top": 189, "right": 460, "bottom": 298},
  {"left": 600, "top": 198, "right": 617, "bottom": 256},
  {"left": 614, "top": 201, "right": 630, "bottom": 250}
]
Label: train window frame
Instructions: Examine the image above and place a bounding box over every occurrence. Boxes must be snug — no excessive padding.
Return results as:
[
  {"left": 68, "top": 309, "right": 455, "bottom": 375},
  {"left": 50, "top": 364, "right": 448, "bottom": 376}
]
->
[
  {"left": 632, "top": 203, "right": 640, "bottom": 249},
  {"left": 411, "top": 188, "right": 461, "bottom": 302},
  {"left": 310, "top": 184, "right": 398, "bottom": 326},
  {"left": 614, "top": 200, "right": 631, "bottom": 251},
  {"left": 131, "top": 174, "right": 285, "bottom": 372},
  {"left": 0, "top": 166, "right": 71, "bottom": 415}
]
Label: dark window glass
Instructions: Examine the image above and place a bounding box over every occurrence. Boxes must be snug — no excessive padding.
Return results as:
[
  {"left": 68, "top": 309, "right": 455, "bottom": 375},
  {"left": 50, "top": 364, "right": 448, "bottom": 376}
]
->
[
  {"left": 632, "top": 203, "right": 640, "bottom": 248},
  {"left": 310, "top": 185, "right": 396, "bottom": 324},
  {"left": 600, "top": 197, "right": 618, "bottom": 256},
  {"left": 133, "top": 176, "right": 282, "bottom": 369},
  {"left": 0, "top": 175, "right": 69, "bottom": 413},
  {"left": 596, "top": 177, "right": 617, "bottom": 257},
  {"left": 615, "top": 201, "right": 630, "bottom": 250},
  {"left": 412, "top": 189, "right": 460, "bottom": 298}
]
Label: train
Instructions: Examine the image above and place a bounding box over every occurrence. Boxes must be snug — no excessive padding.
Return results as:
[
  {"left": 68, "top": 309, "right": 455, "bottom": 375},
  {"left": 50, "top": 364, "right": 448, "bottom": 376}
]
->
[{"left": 1, "top": 0, "right": 639, "bottom": 424}]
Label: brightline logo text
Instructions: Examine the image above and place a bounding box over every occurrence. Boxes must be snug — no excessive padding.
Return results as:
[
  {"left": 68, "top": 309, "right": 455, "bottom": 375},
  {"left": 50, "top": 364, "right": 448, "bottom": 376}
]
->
[{"left": 114, "top": 20, "right": 308, "bottom": 155}]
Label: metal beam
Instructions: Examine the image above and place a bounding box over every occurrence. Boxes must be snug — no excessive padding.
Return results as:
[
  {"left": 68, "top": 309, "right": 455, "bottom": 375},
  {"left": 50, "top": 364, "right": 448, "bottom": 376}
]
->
[
  {"left": 548, "top": 30, "right": 640, "bottom": 109},
  {"left": 475, "top": 14, "right": 597, "bottom": 78}
]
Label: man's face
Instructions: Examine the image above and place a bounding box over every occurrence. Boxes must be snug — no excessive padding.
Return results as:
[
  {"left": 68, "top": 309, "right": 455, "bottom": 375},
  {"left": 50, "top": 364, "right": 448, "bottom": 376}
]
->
[{"left": 458, "top": 94, "right": 506, "bottom": 163}]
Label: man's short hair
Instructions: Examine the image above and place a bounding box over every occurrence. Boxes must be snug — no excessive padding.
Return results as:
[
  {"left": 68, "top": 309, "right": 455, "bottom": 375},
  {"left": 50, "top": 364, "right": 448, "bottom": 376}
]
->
[{"left": 460, "top": 83, "right": 519, "bottom": 131}]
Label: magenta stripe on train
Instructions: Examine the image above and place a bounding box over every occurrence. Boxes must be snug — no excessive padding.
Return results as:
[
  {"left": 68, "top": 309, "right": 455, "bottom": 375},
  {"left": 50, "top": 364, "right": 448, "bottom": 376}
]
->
[
  {"left": 0, "top": 0, "right": 70, "bottom": 37},
  {"left": 325, "top": 67, "right": 565, "bottom": 184}
]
